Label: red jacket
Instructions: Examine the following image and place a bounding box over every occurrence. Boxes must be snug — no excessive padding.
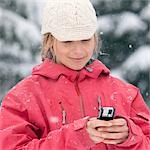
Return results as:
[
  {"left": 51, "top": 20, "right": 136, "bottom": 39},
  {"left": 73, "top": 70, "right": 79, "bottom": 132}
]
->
[{"left": 0, "top": 59, "right": 149, "bottom": 150}]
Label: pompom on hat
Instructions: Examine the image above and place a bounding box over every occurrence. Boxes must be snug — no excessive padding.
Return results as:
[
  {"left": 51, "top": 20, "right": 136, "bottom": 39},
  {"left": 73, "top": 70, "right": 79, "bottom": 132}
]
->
[{"left": 41, "top": 0, "right": 98, "bottom": 41}]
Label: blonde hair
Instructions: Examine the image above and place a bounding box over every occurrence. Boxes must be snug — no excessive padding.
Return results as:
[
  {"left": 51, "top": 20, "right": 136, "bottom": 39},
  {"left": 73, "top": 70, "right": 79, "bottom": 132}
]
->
[{"left": 41, "top": 33, "right": 101, "bottom": 61}]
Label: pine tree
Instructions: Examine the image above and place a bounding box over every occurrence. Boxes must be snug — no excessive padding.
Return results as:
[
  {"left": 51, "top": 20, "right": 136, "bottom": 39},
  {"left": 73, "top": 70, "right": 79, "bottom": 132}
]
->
[
  {"left": 0, "top": 0, "right": 149, "bottom": 106},
  {"left": 0, "top": 0, "right": 41, "bottom": 102},
  {"left": 92, "top": 0, "right": 150, "bottom": 106}
]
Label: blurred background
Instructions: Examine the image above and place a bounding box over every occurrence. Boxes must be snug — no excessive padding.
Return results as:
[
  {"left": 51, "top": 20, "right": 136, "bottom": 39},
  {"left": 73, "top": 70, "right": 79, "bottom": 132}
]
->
[{"left": 0, "top": 0, "right": 150, "bottom": 107}]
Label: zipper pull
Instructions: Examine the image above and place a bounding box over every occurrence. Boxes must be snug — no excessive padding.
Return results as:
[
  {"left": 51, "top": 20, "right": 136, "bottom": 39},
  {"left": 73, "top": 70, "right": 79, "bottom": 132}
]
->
[
  {"left": 97, "top": 96, "right": 102, "bottom": 119},
  {"left": 97, "top": 96, "right": 101, "bottom": 111},
  {"left": 59, "top": 102, "right": 67, "bottom": 125}
]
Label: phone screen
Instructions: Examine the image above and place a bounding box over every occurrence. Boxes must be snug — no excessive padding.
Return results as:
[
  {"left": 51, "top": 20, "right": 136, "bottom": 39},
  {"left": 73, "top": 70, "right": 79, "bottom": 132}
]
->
[{"left": 97, "top": 107, "right": 115, "bottom": 121}]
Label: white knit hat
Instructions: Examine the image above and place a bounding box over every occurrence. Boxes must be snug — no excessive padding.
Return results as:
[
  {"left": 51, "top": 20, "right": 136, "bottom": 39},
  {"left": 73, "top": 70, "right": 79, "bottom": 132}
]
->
[{"left": 41, "top": 0, "right": 98, "bottom": 41}]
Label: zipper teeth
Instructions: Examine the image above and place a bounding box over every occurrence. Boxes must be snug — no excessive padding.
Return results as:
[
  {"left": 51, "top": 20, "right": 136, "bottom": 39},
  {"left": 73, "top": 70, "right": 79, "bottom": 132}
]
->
[
  {"left": 79, "top": 95, "right": 86, "bottom": 117},
  {"left": 74, "top": 80, "right": 86, "bottom": 117}
]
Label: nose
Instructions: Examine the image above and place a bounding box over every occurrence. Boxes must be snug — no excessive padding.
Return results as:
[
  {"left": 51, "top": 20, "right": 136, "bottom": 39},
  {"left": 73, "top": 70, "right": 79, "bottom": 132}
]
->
[{"left": 72, "top": 41, "right": 84, "bottom": 56}]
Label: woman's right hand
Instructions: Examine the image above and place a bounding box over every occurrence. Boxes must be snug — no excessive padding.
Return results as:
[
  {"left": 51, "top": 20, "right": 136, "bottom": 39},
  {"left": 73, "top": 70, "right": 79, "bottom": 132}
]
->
[
  {"left": 86, "top": 117, "right": 112, "bottom": 144},
  {"left": 86, "top": 117, "right": 129, "bottom": 144}
]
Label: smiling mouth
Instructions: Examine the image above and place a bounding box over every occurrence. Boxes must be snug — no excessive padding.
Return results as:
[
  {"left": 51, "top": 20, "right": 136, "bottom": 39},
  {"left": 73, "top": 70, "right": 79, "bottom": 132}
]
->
[{"left": 71, "top": 57, "right": 85, "bottom": 60}]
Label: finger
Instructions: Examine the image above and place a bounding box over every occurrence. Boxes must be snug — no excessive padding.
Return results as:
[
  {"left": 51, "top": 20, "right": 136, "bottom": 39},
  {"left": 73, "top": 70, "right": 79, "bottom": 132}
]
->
[
  {"left": 99, "top": 131, "right": 129, "bottom": 140},
  {"left": 103, "top": 138, "right": 127, "bottom": 144},
  {"left": 90, "top": 135, "right": 104, "bottom": 144},
  {"left": 110, "top": 118, "right": 127, "bottom": 126},
  {"left": 87, "top": 120, "right": 112, "bottom": 129},
  {"left": 97, "top": 125, "right": 129, "bottom": 133},
  {"left": 89, "top": 117, "right": 97, "bottom": 121},
  {"left": 86, "top": 127, "right": 102, "bottom": 137}
]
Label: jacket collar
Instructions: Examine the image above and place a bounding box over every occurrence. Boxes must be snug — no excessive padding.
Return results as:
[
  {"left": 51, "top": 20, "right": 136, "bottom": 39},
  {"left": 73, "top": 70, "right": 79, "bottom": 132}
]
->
[{"left": 32, "top": 59, "right": 110, "bottom": 82}]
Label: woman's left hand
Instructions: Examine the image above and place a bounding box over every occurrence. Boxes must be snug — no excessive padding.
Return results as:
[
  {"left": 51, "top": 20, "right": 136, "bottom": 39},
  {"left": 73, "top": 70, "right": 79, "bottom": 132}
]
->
[{"left": 97, "top": 118, "right": 129, "bottom": 144}]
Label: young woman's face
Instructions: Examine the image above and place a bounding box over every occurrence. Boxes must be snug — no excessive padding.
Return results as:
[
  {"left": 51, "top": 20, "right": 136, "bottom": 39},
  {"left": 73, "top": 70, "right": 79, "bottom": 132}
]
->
[{"left": 52, "top": 35, "right": 96, "bottom": 70}]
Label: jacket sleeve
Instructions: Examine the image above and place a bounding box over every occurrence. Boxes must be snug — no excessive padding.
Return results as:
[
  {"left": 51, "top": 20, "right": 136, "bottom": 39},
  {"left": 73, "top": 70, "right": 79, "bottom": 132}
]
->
[
  {"left": 111, "top": 90, "right": 150, "bottom": 150},
  {"left": 0, "top": 94, "right": 95, "bottom": 150}
]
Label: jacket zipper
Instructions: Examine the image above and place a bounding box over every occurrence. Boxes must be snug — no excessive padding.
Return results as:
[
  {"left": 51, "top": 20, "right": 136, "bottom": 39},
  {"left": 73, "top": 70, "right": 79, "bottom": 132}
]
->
[{"left": 74, "top": 73, "right": 86, "bottom": 117}]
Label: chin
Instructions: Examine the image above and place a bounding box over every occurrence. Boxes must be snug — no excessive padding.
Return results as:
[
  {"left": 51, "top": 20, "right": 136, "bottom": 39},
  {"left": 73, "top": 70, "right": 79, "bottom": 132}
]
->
[
  {"left": 69, "top": 66, "right": 85, "bottom": 71},
  {"left": 64, "top": 62, "right": 87, "bottom": 71}
]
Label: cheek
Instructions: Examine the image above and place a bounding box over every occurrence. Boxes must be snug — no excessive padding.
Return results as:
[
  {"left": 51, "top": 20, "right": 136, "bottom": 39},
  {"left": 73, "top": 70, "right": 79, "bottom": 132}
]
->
[
  {"left": 88, "top": 39, "right": 96, "bottom": 51},
  {"left": 88, "top": 43, "right": 95, "bottom": 55},
  {"left": 54, "top": 44, "right": 65, "bottom": 56},
  {"left": 88, "top": 49, "right": 94, "bottom": 57}
]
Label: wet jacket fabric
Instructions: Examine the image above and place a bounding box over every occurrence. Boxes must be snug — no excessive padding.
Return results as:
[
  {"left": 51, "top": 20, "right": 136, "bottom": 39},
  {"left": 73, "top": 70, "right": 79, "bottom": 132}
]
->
[{"left": 0, "top": 59, "right": 149, "bottom": 150}]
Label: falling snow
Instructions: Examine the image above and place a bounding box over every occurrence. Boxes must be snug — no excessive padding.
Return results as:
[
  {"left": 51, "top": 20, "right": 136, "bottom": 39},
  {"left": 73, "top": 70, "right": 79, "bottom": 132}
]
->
[{"left": 49, "top": 116, "right": 59, "bottom": 124}]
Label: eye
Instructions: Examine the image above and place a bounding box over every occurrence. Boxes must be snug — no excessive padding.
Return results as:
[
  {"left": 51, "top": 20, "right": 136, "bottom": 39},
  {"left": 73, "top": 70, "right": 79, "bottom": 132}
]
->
[
  {"left": 82, "top": 38, "right": 91, "bottom": 42},
  {"left": 62, "top": 41, "right": 72, "bottom": 43}
]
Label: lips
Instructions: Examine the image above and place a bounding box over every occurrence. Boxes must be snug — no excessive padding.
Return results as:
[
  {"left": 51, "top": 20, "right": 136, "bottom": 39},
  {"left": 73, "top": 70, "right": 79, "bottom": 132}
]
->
[{"left": 70, "top": 57, "right": 85, "bottom": 60}]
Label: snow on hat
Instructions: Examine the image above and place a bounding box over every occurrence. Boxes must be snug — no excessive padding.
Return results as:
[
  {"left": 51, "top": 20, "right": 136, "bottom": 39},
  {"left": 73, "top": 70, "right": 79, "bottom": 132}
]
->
[{"left": 41, "top": 0, "right": 98, "bottom": 41}]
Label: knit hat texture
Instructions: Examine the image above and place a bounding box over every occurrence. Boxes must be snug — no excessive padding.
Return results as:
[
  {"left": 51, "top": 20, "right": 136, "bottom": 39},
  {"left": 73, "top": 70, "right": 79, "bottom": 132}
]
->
[{"left": 41, "top": 0, "right": 98, "bottom": 41}]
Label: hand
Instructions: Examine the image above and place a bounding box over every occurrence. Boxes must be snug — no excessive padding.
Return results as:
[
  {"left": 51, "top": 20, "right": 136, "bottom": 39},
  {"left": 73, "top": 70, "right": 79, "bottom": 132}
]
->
[{"left": 86, "top": 117, "right": 129, "bottom": 144}]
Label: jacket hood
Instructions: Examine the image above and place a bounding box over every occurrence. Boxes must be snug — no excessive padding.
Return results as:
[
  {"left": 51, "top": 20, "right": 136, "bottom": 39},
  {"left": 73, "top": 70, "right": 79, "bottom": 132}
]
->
[{"left": 32, "top": 59, "right": 110, "bottom": 82}]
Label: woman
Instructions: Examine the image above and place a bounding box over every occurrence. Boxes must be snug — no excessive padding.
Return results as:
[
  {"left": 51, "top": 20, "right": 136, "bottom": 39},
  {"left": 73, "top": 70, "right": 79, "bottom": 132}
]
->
[{"left": 0, "top": 0, "right": 149, "bottom": 149}]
